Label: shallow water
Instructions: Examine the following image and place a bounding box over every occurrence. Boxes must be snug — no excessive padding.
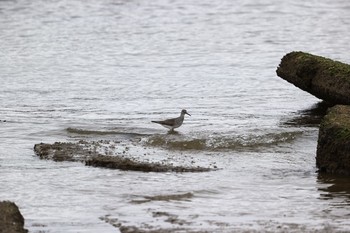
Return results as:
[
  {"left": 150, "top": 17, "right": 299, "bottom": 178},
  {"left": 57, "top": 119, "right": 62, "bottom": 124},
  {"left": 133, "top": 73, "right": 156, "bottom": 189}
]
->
[{"left": 1, "top": 0, "right": 350, "bottom": 232}]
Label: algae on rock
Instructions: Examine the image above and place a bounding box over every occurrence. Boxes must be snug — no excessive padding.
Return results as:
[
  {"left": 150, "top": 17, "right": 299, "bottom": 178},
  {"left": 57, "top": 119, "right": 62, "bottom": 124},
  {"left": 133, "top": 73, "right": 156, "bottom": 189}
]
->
[
  {"left": 316, "top": 105, "right": 350, "bottom": 175},
  {"left": 276, "top": 51, "right": 350, "bottom": 104}
]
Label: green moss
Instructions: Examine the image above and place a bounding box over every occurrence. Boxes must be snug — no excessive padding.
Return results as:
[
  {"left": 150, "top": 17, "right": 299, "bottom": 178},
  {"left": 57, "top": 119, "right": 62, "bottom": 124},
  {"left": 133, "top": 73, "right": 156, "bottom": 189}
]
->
[
  {"left": 291, "top": 51, "right": 350, "bottom": 82},
  {"left": 335, "top": 128, "right": 350, "bottom": 140},
  {"left": 321, "top": 105, "right": 350, "bottom": 140}
]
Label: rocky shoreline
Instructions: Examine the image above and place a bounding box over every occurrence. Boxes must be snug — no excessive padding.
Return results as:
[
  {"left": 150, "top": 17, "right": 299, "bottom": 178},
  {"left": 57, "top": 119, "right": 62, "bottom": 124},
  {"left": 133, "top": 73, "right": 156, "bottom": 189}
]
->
[
  {"left": 277, "top": 51, "right": 350, "bottom": 176},
  {"left": 4, "top": 52, "right": 348, "bottom": 231}
]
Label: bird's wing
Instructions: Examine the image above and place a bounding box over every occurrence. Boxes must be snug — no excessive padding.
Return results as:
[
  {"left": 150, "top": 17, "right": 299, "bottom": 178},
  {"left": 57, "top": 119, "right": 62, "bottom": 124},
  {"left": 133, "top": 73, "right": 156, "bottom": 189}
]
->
[{"left": 151, "top": 118, "right": 176, "bottom": 126}]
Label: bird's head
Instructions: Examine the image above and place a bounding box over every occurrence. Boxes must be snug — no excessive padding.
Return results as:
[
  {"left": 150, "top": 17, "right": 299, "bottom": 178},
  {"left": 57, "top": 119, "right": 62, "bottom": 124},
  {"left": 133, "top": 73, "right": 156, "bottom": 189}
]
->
[{"left": 181, "top": 109, "right": 191, "bottom": 116}]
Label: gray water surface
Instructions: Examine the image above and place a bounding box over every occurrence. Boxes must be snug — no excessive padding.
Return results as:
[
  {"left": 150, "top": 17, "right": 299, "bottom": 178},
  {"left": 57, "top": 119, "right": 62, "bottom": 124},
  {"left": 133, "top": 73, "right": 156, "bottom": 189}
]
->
[{"left": 1, "top": 0, "right": 350, "bottom": 232}]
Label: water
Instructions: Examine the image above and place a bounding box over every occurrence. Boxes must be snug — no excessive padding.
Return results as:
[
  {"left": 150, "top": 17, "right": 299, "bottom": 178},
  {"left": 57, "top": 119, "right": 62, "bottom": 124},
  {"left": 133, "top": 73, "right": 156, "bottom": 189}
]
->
[{"left": 1, "top": 0, "right": 350, "bottom": 232}]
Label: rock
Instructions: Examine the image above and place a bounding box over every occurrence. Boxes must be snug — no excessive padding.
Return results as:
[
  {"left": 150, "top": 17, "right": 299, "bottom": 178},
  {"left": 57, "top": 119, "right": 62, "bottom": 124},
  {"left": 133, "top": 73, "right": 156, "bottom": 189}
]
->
[
  {"left": 316, "top": 105, "right": 350, "bottom": 175},
  {"left": 34, "top": 142, "right": 93, "bottom": 162},
  {"left": 86, "top": 156, "right": 211, "bottom": 172},
  {"left": 0, "top": 201, "right": 28, "bottom": 233},
  {"left": 34, "top": 141, "right": 212, "bottom": 173},
  {"left": 276, "top": 51, "right": 350, "bottom": 104}
]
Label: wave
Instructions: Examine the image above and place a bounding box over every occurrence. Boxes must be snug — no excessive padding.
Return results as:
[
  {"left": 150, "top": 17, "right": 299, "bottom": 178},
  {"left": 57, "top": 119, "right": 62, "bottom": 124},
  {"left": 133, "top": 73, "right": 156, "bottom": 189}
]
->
[
  {"left": 144, "top": 131, "right": 303, "bottom": 151},
  {"left": 66, "top": 127, "right": 145, "bottom": 137},
  {"left": 67, "top": 127, "right": 119, "bottom": 135},
  {"left": 66, "top": 127, "right": 303, "bottom": 152}
]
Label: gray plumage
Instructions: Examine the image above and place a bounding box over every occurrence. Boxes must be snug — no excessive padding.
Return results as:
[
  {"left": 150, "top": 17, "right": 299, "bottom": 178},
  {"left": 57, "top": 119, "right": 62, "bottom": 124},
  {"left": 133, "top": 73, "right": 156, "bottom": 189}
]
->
[{"left": 152, "top": 109, "right": 191, "bottom": 131}]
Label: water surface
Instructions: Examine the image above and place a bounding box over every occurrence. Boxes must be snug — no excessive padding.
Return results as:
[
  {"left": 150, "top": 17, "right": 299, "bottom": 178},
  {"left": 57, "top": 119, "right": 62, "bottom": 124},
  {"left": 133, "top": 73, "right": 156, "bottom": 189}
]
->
[{"left": 1, "top": 0, "right": 350, "bottom": 232}]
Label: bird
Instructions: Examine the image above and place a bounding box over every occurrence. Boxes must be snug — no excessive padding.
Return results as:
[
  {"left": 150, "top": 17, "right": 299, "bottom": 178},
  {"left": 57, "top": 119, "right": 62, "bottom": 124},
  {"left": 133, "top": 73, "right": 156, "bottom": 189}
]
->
[{"left": 152, "top": 109, "right": 191, "bottom": 131}]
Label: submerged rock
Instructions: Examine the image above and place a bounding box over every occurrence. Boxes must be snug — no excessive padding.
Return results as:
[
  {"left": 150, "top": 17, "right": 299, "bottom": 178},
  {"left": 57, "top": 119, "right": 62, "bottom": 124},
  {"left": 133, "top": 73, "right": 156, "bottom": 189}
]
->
[
  {"left": 34, "top": 142, "right": 92, "bottom": 162},
  {"left": 131, "top": 192, "right": 194, "bottom": 204},
  {"left": 34, "top": 141, "right": 212, "bottom": 173},
  {"left": 316, "top": 105, "right": 350, "bottom": 175},
  {"left": 86, "top": 156, "right": 210, "bottom": 172},
  {"left": 276, "top": 51, "right": 350, "bottom": 104},
  {"left": 0, "top": 201, "right": 28, "bottom": 233}
]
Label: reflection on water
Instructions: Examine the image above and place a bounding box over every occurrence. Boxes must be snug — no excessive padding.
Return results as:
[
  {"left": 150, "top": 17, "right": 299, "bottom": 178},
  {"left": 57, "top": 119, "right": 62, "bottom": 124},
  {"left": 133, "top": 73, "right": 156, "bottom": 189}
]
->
[
  {"left": 282, "top": 101, "right": 334, "bottom": 127},
  {"left": 318, "top": 173, "right": 350, "bottom": 201}
]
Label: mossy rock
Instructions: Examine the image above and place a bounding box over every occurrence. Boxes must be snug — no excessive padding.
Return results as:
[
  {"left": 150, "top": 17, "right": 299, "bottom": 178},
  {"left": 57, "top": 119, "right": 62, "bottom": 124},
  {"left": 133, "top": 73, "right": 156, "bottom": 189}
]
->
[
  {"left": 277, "top": 51, "right": 350, "bottom": 104},
  {"left": 316, "top": 105, "right": 350, "bottom": 175}
]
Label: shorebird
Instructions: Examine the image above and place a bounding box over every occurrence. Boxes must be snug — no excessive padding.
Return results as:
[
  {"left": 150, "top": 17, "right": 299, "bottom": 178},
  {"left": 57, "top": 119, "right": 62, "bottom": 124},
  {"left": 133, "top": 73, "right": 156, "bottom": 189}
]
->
[{"left": 152, "top": 109, "right": 191, "bottom": 131}]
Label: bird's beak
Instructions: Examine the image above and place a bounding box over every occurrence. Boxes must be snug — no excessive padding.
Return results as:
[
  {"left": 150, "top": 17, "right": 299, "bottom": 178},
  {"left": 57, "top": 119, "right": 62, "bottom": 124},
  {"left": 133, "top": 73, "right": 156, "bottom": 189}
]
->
[{"left": 186, "top": 112, "right": 191, "bottom": 116}]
